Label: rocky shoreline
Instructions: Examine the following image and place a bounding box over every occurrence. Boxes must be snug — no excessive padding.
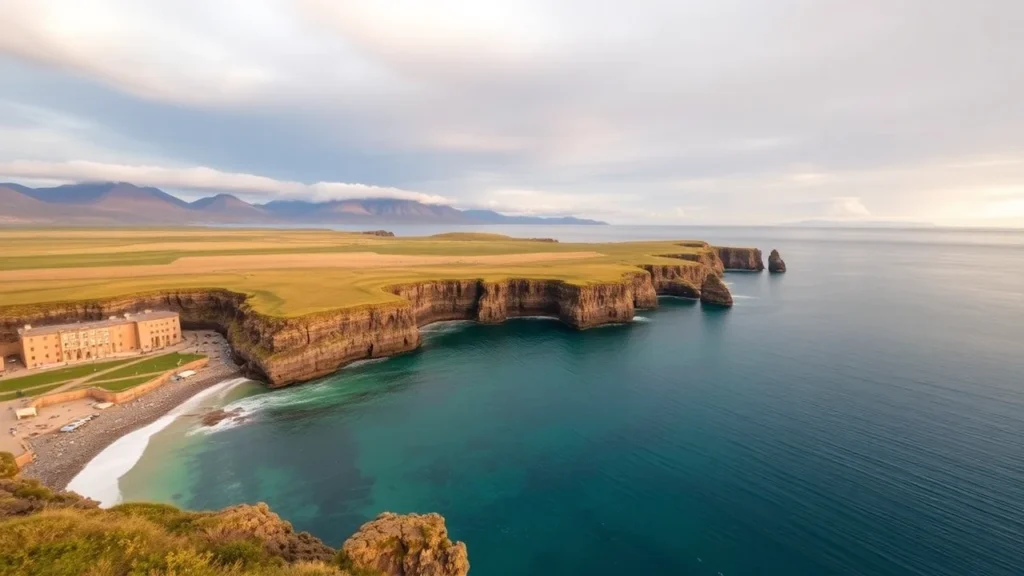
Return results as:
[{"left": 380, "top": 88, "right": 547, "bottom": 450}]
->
[{"left": 22, "top": 360, "right": 241, "bottom": 490}]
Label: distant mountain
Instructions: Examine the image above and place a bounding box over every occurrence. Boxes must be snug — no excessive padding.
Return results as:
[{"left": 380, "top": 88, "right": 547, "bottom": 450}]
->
[
  {"left": 460, "top": 209, "right": 605, "bottom": 225},
  {"left": 190, "top": 194, "right": 271, "bottom": 221},
  {"left": 789, "top": 219, "right": 936, "bottom": 229},
  {"left": 0, "top": 181, "right": 607, "bottom": 226}
]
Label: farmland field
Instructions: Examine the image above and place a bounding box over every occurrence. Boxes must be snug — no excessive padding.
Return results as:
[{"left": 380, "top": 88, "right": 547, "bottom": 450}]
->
[{"left": 0, "top": 228, "right": 710, "bottom": 317}]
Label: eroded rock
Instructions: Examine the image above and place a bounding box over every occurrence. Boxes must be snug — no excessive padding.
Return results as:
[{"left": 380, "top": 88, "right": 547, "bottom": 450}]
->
[
  {"left": 714, "top": 246, "right": 764, "bottom": 271},
  {"left": 341, "top": 512, "right": 469, "bottom": 576},
  {"left": 700, "top": 274, "right": 734, "bottom": 307},
  {"left": 768, "top": 249, "right": 787, "bottom": 273}
]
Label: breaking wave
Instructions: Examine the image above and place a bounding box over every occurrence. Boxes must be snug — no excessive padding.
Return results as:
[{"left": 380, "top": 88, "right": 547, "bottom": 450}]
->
[{"left": 66, "top": 377, "right": 250, "bottom": 508}]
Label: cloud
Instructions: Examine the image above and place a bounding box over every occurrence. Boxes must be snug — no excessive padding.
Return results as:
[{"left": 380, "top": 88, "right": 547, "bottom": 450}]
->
[
  {"left": 826, "top": 197, "right": 871, "bottom": 219},
  {"left": 0, "top": 1, "right": 1023, "bottom": 225},
  {"left": 0, "top": 160, "right": 448, "bottom": 203}
]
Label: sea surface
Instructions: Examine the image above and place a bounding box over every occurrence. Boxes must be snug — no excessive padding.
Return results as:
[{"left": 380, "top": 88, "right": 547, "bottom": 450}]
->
[{"left": 95, "top": 226, "right": 1024, "bottom": 576}]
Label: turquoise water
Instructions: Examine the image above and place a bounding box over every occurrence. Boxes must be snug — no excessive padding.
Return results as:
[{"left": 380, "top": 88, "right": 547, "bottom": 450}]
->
[{"left": 118, "top": 227, "right": 1024, "bottom": 576}]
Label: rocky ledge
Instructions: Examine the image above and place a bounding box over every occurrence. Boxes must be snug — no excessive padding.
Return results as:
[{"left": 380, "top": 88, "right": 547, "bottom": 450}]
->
[
  {"left": 341, "top": 512, "right": 470, "bottom": 576},
  {"left": 0, "top": 243, "right": 777, "bottom": 388},
  {"left": 0, "top": 475, "right": 468, "bottom": 576},
  {"left": 768, "top": 249, "right": 787, "bottom": 273}
]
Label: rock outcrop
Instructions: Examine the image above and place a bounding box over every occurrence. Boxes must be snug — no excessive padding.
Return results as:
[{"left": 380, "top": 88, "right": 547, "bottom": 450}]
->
[
  {"left": 699, "top": 273, "right": 733, "bottom": 307},
  {"left": 768, "top": 249, "right": 787, "bottom": 273},
  {"left": 341, "top": 512, "right": 469, "bottom": 576},
  {"left": 0, "top": 245, "right": 768, "bottom": 388},
  {"left": 361, "top": 230, "right": 396, "bottom": 237},
  {"left": 0, "top": 474, "right": 466, "bottom": 576},
  {"left": 715, "top": 246, "right": 764, "bottom": 271}
]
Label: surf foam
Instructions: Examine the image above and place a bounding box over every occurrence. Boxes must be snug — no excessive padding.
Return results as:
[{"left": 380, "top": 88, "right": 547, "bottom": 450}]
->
[{"left": 66, "top": 377, "right": 249, "bottom": 508}]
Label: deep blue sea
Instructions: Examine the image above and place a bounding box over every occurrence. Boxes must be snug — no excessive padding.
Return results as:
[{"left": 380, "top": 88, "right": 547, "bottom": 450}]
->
[{"left": 107, "top": 226, "right": 1024, "bottom": 576}]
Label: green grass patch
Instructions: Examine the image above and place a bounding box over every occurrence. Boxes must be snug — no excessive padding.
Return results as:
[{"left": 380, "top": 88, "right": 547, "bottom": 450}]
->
[
  {"left": 0, "top": 228, "right": 719, "bottom": 317},
  {"left": 0, "top": 381, "right": 75, "bottom": 402},
  {"left": 95, "top": 375, "right": 159, "bottom": 391},
  {"left": 86, "top": 353, "right": 205, "bottom": 383},
  {"left": 0, "top": 358, "right": 136, "bottom": 393}
]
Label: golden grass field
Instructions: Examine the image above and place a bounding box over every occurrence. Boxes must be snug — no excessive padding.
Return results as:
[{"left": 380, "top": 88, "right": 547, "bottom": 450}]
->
[{"left": 0, "top": 228, "right": 707, "bottom": 317}]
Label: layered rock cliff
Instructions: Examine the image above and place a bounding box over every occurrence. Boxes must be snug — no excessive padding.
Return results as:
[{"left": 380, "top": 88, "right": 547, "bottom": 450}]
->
[
  {"left": 715, "top": 246, "right": 765, "bottom": 271},
  {"left": 0, "top": 245, "right": 771, "bottom": 389}
]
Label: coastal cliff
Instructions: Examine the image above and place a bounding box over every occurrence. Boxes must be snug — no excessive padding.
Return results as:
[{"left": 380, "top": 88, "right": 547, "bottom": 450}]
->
[
  {"left": 715, "top": 246, "right": 764, "bottom": 271},
  {"left": 0, "top": 246, "right": 767, "bottom": 389},
  {"left": 0, "top": 475, "right": 468, "bottom": 576}
]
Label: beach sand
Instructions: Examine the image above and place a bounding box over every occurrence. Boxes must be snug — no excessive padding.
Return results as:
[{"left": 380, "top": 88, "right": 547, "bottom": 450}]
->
[{"left": 21, "top": 332, "right": 243, "bottom": 490}]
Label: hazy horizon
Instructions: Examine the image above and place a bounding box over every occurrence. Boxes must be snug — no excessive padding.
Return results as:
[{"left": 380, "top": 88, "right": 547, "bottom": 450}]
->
[{"left": 2, "top": 1, "right": 1023, "bottom": 227}]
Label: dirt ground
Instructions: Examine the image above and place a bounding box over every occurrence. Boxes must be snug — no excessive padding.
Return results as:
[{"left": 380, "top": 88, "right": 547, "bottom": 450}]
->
[{"left": 0, "top": 251, "right": 603, "bottom": 283}]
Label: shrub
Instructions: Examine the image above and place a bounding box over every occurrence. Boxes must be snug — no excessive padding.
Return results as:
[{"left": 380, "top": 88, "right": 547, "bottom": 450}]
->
[
  {"left": 0, "top": 452, "right": 19, "bottom": 479},
  {"left": 209, "top": 540, "right": 265, "bottom": 569}
]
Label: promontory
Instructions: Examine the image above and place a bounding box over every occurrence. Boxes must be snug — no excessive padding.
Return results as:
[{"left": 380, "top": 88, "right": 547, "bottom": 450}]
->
[{"left": 0, "top": 229, "right": 773, "bottom": 389}]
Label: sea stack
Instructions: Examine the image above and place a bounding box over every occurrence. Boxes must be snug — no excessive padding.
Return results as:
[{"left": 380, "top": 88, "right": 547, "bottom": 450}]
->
[
  {"left": 768, "top": 249, "right": 787, "bottom": 273},
  {"left": 700, "top": 274, "right": 733, "bottom": 307}
]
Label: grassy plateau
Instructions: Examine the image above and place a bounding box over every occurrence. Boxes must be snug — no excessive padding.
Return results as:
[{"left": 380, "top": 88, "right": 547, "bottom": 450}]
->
[{"left": 0, "top": 228, "right": 711, "bottom": 317}]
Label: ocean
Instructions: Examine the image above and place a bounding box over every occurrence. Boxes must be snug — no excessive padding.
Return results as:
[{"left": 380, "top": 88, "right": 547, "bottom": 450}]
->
[{"left": 83, "top": 226, "right": 1024, "bottom": 576}]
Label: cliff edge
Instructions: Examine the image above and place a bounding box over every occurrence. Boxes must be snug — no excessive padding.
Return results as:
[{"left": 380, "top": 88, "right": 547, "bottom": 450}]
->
[{"left": 0, "top": 243, "right": 776, "bottom": 388}]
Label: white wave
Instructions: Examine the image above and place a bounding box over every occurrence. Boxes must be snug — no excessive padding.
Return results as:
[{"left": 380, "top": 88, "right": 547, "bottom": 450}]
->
[
  {"left": 632, "top": 316, "right": 652, "bottom": 323},
  {"left": 189, "top": 379, "right": 331, "bottom": 436},
  {"left": 420, "top": 320, "right": 475, "bottom": 334},
  {"left": 344, "top": 357, "right": 389, "bottom": 369},
  {"left": 66, "top": 377, "right": 249, "bottom": 508},
  {"left": 732, "top": 295, "right": 758, "bottom": 299},
  {"left": 512, "top": 315, "right": 559, "bottom": 321}
]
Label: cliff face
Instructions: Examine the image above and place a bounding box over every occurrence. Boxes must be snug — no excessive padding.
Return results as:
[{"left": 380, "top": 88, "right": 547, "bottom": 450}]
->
[
  {"left": 700, "top": 274, "right": 733, "bottom": 306},
  {"left": 0, "top": 248, "right": 767, "bottom": 388},
  {"left": 715, "top": 246, "right": 764, "bottom": 271}
]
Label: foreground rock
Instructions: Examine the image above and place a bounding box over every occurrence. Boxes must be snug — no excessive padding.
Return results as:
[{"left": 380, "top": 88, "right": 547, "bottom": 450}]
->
[
  {"left": 700, "top": 274, "right": 733, "bottom": 307},
  {"left": 0, "top": 473, "right": 468, "bottom": 576},
  {"left": 342, "top": 512, "right": 470, "bottom": 576},
  {"left": 768, "top": 249, "right": 787, "bottom": 273}
]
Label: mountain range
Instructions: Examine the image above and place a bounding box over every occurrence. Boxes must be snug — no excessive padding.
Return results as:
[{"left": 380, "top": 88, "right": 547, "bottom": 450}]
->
[{"left": 0, "top": 182, "right": 606, "bottom": 226}]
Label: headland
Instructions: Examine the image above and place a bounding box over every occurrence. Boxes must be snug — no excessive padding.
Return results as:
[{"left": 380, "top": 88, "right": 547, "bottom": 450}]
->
[{"left": 0, "top": 229, "right": 775, "bottom": 389}]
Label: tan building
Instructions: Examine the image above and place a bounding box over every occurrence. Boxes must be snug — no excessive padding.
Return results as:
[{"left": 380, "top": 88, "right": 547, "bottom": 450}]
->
[{"left": 18, "top": 310, "right": 181, "bottom": 369}]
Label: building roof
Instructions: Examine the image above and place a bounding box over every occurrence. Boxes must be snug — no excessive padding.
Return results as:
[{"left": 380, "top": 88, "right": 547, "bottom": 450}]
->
[{"left": 18, "top": 310, "right": 178, "bottom": 337}]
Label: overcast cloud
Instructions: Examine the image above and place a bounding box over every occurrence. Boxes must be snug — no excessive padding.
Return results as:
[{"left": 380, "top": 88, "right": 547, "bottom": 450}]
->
[{"left": 0, "top": 0, "right": 1022, "bottom": 225}]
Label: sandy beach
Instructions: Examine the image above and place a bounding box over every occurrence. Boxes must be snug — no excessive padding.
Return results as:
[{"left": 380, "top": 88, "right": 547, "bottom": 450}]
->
[{"left": 21, "top": 333, "right": 244, "bottom": 490}]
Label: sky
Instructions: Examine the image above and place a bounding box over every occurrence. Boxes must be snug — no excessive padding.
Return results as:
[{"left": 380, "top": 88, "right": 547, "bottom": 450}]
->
[{"left": 1, "top": 0, "right": 1022, "bottom": 226}]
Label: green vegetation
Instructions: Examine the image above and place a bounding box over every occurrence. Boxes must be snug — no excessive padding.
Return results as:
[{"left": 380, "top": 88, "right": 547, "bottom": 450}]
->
[
  {"left": 85, "top": 352, "right": 205, "bottom": 383},
  {"left": 0, "top": 228, "right": 713, "bottom": 317},
  {"left": 0, "top": 452, "right": 16, "bottom": 479},
  {"left": 0, "top": 358, "right": 135, "bottom": 393},
  {"left": 94, "top": 375, "right": 160, "bottom": 391},
  {"left": 0, "top": 381, "right": 74, "bottom": 402},
  {"left": 0, "top": 478, "right": 364, "bottom": 575}
]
